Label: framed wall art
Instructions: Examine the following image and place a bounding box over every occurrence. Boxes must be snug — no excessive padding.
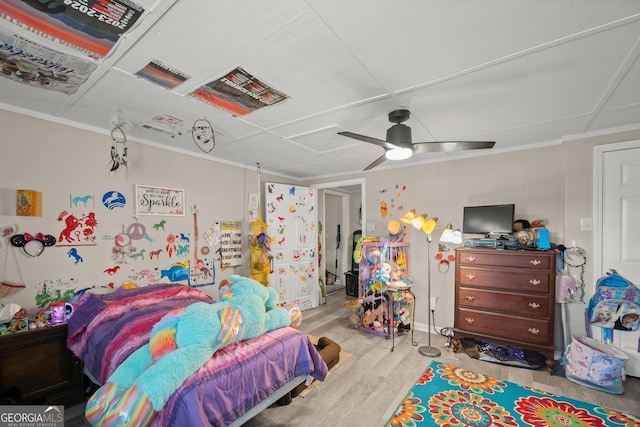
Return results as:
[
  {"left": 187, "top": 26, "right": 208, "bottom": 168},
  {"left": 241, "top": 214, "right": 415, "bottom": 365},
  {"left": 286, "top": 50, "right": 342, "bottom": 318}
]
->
[{"left": 135, "top": 185, "right": 185, "bottom": 216}]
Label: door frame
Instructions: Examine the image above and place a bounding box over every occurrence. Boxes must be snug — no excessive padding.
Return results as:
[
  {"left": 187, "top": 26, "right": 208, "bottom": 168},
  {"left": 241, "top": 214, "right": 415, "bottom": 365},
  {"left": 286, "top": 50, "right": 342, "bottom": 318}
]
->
[
  {"left": 593, "top": 139, "right": 640, "bottom": 280},
  {"left": 312, "top": 178, "right": 366, "bottom": 286}
]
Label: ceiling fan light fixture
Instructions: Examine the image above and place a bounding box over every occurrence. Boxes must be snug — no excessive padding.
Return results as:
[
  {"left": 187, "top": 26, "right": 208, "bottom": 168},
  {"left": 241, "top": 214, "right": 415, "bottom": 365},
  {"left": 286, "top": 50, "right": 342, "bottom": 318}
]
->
[{"left": 385, "top": 147, "right": 413, "bottom": 160}]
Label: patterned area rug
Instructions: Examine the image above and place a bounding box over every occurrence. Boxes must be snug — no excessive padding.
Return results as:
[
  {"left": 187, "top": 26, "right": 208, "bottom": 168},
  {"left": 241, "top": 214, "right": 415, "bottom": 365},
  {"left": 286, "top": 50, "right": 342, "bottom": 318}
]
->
[{"left": 386, "top": 361, "right": 639, "bottom": 426}]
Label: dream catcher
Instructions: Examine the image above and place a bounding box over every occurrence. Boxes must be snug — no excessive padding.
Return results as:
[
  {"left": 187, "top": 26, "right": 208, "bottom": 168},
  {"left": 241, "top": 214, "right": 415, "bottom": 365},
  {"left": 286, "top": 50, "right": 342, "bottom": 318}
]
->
[
  {"left": 191, "top": 119, "right": 215, "bottom": 153},
  {"left": 109, "top": 125, "right": 128, "bottom": 171}
]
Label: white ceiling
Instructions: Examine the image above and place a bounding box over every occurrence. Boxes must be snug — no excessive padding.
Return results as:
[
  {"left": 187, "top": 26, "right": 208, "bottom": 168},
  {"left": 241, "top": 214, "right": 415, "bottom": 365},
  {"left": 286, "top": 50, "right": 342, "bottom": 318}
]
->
[{"left": 1, "top": 1, "right": 640, "bottom": 180}]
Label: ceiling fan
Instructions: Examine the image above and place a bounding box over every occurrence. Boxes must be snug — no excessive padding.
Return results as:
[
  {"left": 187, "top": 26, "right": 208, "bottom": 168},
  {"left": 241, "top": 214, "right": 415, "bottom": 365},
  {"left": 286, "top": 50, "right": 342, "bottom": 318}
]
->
[{"left": 338, "top": 109, "right": 495, "bottom": 170}]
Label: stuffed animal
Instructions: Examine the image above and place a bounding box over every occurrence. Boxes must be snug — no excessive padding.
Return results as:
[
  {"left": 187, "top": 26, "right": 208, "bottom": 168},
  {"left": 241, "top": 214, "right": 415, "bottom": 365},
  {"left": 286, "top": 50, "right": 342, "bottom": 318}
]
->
[
  {"left": 375, "top": 262, "right": 392, "bottom": 283},
  {"left": 85, "top": 275, "right": 301, "bottom": 427}
]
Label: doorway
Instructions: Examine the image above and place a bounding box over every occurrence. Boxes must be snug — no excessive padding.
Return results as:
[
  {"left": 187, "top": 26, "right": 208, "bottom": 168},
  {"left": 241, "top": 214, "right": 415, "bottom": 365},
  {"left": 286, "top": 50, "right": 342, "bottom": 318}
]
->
[
  {"left": 313, "top": 179, "right": 366, "bottom": 297},
  {"left": 594, "top": 140, "right": 640, "bottom": 377}
]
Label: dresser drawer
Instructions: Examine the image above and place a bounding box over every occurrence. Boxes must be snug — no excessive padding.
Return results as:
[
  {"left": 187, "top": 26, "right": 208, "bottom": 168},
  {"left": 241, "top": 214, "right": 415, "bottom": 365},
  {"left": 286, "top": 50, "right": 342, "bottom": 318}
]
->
[
  {"left": 458, "top": 266, "right": 550, "bottom": 293},
  {"left": 458, "top": 250, "right": 552, "bottom": 270},
  {"left": 456, "top": 308, "right": 552, "bottom": 346},
  {"left": 458, "top": 287, "right": 550, "bottom": 317}
]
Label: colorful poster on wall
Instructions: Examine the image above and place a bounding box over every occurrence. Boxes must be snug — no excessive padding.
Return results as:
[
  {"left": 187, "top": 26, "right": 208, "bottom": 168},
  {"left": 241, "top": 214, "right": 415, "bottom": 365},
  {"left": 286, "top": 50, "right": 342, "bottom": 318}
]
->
[
  {"left": 0, "top": 30, "right": 98, "bottom": 94},
  {"left": 219, "top": 221, "right": 242, "bottom": 268},
  {"left": 16, "top": 189, "right": 42, "bottom": 216},
  {"left": 0, "top": 0, "right": 144, "bottom": 59},
  {"left": 135, "top": 59, "right": 190, "bottom": 89},
  {"left": 190, "top": 66, "right": 289, "bottom": 116},
  {"left": 0, "top": 188, "right": 42, "bottom": 216}
]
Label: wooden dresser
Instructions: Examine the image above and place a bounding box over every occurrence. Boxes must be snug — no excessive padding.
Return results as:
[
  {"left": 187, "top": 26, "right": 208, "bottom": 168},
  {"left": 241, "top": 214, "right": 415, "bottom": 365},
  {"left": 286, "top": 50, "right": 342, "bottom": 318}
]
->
[
  {"left": 454, "top": 247, "right": 557, "bottom": 372},
  {"left": 0, "top": 324, "right": 85, "bottom": 406}
]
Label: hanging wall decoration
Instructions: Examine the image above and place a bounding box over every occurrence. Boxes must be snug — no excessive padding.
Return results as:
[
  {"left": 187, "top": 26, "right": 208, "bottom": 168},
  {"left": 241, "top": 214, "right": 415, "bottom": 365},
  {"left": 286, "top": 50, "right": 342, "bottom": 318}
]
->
[
  {"left": 102, "top": 191, "right": 126, "bottom": 210},
  {"left": 10, "top": 232, "right": 56, "bottom": 257},
  {"left": 70, "top": 194, "right": 95, "bottom": 209},
  {"left": 377, "top": 184, "right": 407, "bottom": 219},
  {"left": 112, "top": 229, "right": 136, "bottom": 264},
  {"left": 0, "top": 224, "right": 25, "bottom": 297},
  {"left": 192, "top": 119, "right": 215, "bottom": 153},
  {"left": 220, "top": 221, "right": 242, "bottom": 269},
  {"left": 135, "top": 185, "right": 185, "bottom": 216},
  {"left": 16, "top": 190, "right": 42, "bottom": 216},
  {"left": 109, "top": 125, "right": 128, "bottom": 172},
  {"left": 55, "top": 211, "right": 98, "bottom": 246}
]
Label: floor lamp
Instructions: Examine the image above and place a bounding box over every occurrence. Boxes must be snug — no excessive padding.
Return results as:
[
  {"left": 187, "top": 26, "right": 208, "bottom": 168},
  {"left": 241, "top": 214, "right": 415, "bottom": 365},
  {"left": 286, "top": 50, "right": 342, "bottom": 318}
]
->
[{"left": 401, "top": 211, "right": 463, "bottom": 358}]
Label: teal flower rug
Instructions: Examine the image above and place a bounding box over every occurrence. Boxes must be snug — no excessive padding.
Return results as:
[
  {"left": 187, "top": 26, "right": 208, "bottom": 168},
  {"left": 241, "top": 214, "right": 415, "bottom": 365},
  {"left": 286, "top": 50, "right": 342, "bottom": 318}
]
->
[{"left": 386, "top": 361, "right": 639, "bottom": 426}]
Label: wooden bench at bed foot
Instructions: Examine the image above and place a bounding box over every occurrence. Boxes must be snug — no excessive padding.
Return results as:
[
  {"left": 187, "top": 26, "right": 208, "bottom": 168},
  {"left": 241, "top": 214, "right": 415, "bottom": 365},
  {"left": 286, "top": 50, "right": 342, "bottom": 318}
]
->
[{"left": 277, "top": 336, "right": 341, "bottom": 405}]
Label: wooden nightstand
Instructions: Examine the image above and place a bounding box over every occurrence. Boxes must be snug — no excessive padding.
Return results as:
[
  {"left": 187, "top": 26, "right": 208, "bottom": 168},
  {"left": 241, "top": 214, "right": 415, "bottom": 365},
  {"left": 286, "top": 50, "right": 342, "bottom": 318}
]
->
[{"left": 0, "top": 323, "right": 85, "bottom": 406}]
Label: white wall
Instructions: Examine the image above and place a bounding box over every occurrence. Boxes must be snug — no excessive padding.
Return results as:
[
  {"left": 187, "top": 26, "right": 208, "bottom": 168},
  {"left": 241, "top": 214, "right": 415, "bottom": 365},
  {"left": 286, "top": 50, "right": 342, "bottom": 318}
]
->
[
  {"left": 350, "top": 146, "right": 566, "bottom": 334},
  {"left": 4, "top": 108, "right": 640, "bottom": 350},
  {"left": 306, "top": 129, "right": 640, "bottom": 349},
  {"left": 0, "top": 110, "right": 261, "bottom": 313}
]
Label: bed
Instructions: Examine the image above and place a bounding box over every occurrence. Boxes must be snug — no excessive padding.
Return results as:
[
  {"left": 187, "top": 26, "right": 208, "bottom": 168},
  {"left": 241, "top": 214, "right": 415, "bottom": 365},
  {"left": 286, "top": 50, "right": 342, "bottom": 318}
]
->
[{"left": 67, "top": 283, "right": 328, "bottom": 426}]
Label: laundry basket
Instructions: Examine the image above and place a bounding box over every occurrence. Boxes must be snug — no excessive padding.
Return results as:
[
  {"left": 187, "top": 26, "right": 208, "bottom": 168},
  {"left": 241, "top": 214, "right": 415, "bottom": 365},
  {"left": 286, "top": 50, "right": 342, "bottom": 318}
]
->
[{"left": 564, "top": 335, "right": 628, "bottom": 394}]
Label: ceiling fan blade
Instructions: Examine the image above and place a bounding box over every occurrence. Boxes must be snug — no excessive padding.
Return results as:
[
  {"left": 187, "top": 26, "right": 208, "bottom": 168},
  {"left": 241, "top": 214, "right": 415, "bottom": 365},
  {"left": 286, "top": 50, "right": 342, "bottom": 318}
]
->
[
  {"left": 363, "top": 154, "right": 388, "bottom": 171},
  {"left": 338, "top": 131, "right": 399, "bottom": 150},
  {"left": 412, "top": 141, "right": 495, "bottom": 154}
]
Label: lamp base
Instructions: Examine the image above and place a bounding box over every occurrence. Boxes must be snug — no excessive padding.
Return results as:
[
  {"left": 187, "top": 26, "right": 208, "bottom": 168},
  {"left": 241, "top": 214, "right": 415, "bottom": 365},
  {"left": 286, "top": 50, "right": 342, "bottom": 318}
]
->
[{"left": 418, "top": 345, "right": 441, "bottom": 357}]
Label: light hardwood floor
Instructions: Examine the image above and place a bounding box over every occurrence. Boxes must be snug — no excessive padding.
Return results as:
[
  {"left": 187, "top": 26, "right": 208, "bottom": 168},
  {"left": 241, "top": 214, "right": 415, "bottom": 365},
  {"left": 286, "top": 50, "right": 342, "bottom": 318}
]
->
[
  {"left": 66, "top": 290, "right": 640, "bottom": 426},
  {"left": 244, "top": 290, "right": 640, "bottom": 426}
]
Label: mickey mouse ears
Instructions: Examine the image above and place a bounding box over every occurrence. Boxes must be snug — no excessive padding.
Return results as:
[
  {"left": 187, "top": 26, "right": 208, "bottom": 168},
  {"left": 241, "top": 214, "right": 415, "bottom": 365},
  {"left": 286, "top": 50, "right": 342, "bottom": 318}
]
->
[{"left": 10, "top": 233, "right": 56, "bottom": 257}]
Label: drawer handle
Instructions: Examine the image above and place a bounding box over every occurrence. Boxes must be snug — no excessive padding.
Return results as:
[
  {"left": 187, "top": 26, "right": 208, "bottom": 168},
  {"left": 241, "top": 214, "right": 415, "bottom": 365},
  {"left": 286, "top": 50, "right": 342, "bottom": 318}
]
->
[
  {"left": 528, "top": 328, "right": 540, "bottom": 335},
  {"left": 529, "top": 279, "right": 541, "bottom": 286},
  {"left": 530, "top": 259, "right": 542, "bottom": 266},
  {"left": 465, "top": 274, "right": 476, "bottom": 280},
  {"left": 465, "top": 317, "right": 475, "bottom": 324},
  {"left": 465, "top": 295, "right": 476, "bottom": 302},
  {"left": 529, "top": 302, "right": 540, "bottom": 309},
  {"left": 466, "top": 256, "right": 476, "bottom": 262}
]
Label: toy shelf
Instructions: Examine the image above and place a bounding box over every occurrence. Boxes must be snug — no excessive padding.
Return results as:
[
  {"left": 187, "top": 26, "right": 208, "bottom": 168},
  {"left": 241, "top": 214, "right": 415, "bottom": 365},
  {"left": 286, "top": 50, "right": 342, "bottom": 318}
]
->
[{"left": 358, "top": 241, "right": 414, "bottom": 347}]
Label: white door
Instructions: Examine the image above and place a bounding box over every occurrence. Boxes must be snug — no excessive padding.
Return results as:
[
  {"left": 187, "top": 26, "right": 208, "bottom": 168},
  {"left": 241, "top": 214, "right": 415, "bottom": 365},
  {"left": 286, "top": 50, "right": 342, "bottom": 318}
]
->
[
  {"left": 265, "top": 183, "right": 318, "bottom": 310},
  {"left": 597, "top": 141, "right": 640, "bottom": 377}
]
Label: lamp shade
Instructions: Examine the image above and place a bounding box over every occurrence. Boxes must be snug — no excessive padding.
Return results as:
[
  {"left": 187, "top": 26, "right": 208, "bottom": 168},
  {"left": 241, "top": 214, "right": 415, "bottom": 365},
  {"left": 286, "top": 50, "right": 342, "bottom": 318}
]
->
[
  {"left": 401, "top": 209, "right": 417, "bottom": 225},
  {"left": 440, "top": 223, "right": 463, "bottom": 244},
  {"left": 421, "top": 217, "right": 437, "bottom": 235},
  {"left": 440, "top": 224, "right": 455, "bottom": 243},
  {"left": 411, "top": 215, "right": 426, "bottom": 230}
]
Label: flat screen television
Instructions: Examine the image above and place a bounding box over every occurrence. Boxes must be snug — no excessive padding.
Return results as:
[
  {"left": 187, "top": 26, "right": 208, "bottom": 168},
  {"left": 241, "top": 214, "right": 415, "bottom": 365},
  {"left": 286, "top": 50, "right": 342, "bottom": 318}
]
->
[{"left": 462, "top": 204, "right": 515, "bottom": 237}]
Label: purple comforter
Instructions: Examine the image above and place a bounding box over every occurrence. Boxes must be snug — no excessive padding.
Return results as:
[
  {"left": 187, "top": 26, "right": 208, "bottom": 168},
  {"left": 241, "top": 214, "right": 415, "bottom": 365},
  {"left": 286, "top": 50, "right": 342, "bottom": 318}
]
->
[
  {"left": 67, "top": 284, "right": 328, "bottom": 426},
  {"left": 67, "top": 284, "right": 213, "bottom": 383},
  {"left": 154, "top": 326, "right": 327, "bottom": 426}
]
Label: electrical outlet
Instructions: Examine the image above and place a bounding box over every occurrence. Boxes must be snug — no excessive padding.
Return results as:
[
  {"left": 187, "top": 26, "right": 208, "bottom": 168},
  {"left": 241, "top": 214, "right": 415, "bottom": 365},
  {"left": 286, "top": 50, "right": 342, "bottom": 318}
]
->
[{"left": 430, "top": 296, "right": 438, "bottom": 312}]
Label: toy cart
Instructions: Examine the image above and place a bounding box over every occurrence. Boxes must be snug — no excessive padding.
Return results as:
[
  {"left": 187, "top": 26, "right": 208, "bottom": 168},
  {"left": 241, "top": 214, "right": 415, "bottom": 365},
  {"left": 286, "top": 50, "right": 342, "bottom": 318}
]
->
[{"left": 358, "top": 241, "right": 416, "bottom": 350}]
